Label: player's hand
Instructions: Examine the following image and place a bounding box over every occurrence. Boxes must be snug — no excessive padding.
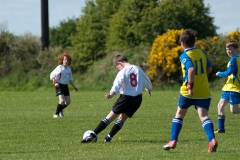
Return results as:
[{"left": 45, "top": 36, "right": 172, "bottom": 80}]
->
[
  {"left": 188, "top": 89, "right": 193, "bottom": 97},
  {"left": 216, "top": 72, "right": 219, "bottom": 76},
  {"left": 187, "top": 82, "right": 193, "bottom": 97},
  {"left": 105, "top": 94, "right": 111, "bottom": 99},
  {"left": 74, "top": 87, "right": 78, "bottom": 92},
  {"left": 105, "top": 93, "right": 115, "bottom": 99},
  {"left": 54, "top": 83, "right": 59, "bottom": 88},
  {"left": 145, "top": 89, "right": 151, "bottom": 97}
]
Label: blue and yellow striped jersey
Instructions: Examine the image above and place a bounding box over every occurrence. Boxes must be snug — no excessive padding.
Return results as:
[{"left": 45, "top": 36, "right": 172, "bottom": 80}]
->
[
  {"left": 179, "top": 48, "right": 211, "bottom": 98},
  {"left": 218, "top": 55, "right": 240, "bottom": 92}
]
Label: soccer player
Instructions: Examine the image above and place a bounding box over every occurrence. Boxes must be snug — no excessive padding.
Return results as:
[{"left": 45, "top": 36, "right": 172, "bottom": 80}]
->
[
  {"left": 162, "top": 29, "right": 218, "bottom": 153},
  {"left": 50, "top": 53, "right": 78, "bottom": 118},
  {"left": 214, "top": 41, "right": 240, "bottom": 133},
  {"left": 81, "top": 55, "right": 152, "bottom": 143}
]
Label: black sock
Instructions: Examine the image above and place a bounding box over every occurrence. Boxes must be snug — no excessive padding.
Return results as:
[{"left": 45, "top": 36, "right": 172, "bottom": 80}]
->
[
  {"left": 109, "top": 119, "right": 124, "bottom": 138},
  {"left": 61, "top": 105, "right": 68, "bottom": 112},
  {"left": 94, "top": 118, "right": 110, "bottom": 134},
  {"left": 62, "top": 104, "right": 68, "bottom": 110},
  {"left": 55, "top": 104, "right": 63, "bottom": 114}
]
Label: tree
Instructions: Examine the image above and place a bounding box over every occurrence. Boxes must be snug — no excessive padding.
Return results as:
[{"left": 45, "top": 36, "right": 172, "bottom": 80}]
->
[
  {"left": 69, "top": 0, "right": 121, "bottom": 72},
  {"left": 106, "top": 0, "right": 159, "bottom": 51},
  {"left": 155, "top": 0, "right": 218, "bottom": 39},
  {"left": 49, "top": 17, "right": 78, "bottom": 48},
  {"left": 69, "top": 0, "right": 218, "bottom": 72}
]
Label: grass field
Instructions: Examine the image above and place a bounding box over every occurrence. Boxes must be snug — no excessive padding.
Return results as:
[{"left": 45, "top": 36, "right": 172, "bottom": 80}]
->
[{"left": 0, "top": 90, "right": 240, "bottom": 160}]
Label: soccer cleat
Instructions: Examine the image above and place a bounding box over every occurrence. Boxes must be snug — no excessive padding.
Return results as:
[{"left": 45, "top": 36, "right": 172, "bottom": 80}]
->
[
  {"left": 104, "top": 135, "right": 112, "bottom": 143},
  {"left": 53, "top": 114, "right": 59, "bottom": 118},
  {"left": 208, "top": 138, "right": 218, "bottom": 153},
  {"left": 81, "top": 133, "right": 96, "bottom": 143},
  {"left": 214, "top": 129, "right": 225, "bottom": 134},
  {"left": 162, "top": 140, "right": 177, "bottom": 150},
  {"left": 59, "top": 111, "right": 64, "bottom": 118}
]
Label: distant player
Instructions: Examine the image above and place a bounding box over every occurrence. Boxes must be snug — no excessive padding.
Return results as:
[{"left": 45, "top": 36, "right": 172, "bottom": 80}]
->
[
  {"left": 81, "top": 55, "right": 152, "bottom": 143},
  {"left": 50, "top": 53, "right": 78, "bottom": 118},
  {"left": 215, "top": 41, "right": 240, "bottom": 133},
  {"left": 162, "top": 29, "right": 218, "bottom": 153}
]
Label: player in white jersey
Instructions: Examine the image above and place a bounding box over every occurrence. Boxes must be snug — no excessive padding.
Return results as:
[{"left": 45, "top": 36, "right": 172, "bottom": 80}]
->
[
  {"left": 50, "top": 53, "right": 78, "bottom": 118},
  {"left": 81, "top": 55, "right": 152, "bottom": 143}
]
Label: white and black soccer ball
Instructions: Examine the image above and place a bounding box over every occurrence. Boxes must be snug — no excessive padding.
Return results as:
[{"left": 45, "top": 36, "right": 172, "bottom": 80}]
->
[{"left": 83, "top": 130, "right": 98, "bottom": 142}]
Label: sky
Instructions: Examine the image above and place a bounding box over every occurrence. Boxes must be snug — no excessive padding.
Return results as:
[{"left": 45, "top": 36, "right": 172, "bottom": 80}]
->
[{"left": 0, "top": 0, "right": 239, "bottom": 36}]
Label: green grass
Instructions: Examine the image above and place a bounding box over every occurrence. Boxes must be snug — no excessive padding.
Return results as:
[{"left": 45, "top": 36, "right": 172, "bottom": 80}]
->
[{"left": 0, "top": 90, "right": 239, "bottom": 160}]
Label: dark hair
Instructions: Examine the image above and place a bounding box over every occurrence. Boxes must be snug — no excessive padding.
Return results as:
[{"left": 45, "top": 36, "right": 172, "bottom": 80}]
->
[
  {"left": 114, "top": 55, "right": 128, "bottom": 66},
  {"left": 180, "top": 29, "right": 196, "bottom": 47},
  {"left": 226, "top": 40, "right": 238, "bottom": 49},
  {"left": 58, "top": 53, "right": 72, "bottom": 65}
]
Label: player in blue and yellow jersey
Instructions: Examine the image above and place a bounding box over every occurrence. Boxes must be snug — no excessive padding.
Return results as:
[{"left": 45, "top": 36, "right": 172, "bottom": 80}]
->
[
  {"left": 163, "top": 29, "right": 218, "bottom": 153},
  {"left": 214, "top": 41, "right": 240, "bottom": 134}
]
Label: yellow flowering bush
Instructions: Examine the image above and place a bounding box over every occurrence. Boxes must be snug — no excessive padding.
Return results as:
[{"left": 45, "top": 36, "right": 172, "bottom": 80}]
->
[
  {"left": 147, "top": 29, "right": 184, "bottom": 84},
  {"left": 147, "top": 29, "right": 240, "bottom": 87},
  {"left": 226, "top": 30, "right": 240, "bottom": 42}
]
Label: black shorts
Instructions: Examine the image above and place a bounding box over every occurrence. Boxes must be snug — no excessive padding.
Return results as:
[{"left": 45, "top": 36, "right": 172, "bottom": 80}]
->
[
  {"left": 55, "top": 83, "right": 70, "bottom": 96},
  {"left": 112, "top": 94, "right": 142, "bottom": 118}
]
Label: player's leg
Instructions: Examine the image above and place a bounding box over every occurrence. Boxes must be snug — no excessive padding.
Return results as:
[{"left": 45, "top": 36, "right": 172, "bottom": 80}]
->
[
  {"left": 81, "top": 111, "right": 118, "bottom": 143},
  {"left": 215, "top": 95, "right": 229, "bottom": 133},
  {"left": 59, "top": 96, "right": 70, "bottom": 118},
  {"left": 197, "top": 107, "right": 215, "bottom": 140},
  {"left": 105, "top": 95, "right": 142, "bottom": 142},
  {"left": 196, "top": 98, "right": 218, "bottom": 153},
  {"left": 229, "top": 91, "right": 240, "bottom": 114},
  {"left": 105, "top": 113, "right": 129, "bottom": 142},
  {"left": 163, "top": 107, "right": 187, "bottom": 150},
  {"left": 163, "top": 94, "right": 190, "bottom": 150},
  {"left": 53, "top": 94, "right": 66, "bottom": 118},
  {"left": 58, "top": 85, "right": 70, "bottom": 117},
  {"left": 230, "top": 104, "right": 240, "bottom": 113},
  {"left": 197, "top": 108, "right": 218, "bottom": 153},
  {"left": 94, "top": 111, "right": 118, "bottom": 134}
]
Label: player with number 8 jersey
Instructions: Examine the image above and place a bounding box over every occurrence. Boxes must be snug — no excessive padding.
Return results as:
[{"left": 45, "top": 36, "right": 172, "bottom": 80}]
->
[
  {"left": 110, "top": 62, "right": 152, "bottom": 97},
  {"left": 81, "top": 55, "right": 152, "bottom": 143}
]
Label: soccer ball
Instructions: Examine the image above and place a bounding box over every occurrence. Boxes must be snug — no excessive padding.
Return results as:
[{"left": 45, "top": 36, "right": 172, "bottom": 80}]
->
[{"left": 83, "top": 130, "right": 98, "bottom": 142}]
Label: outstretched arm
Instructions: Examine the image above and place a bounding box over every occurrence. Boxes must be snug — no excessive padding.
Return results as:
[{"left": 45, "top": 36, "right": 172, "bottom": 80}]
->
[{"left": 69, "top": 80, "right": 78, "bottom": 91}]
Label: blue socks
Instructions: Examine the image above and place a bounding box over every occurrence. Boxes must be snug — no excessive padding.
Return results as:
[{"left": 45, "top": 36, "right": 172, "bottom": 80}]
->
[
  {"left": 170, "top": 118, "right": 215, "bottom": 142},
  {"left": 202, "top": 119, "right": 215, "bottom": 142},
  {"left": 170, "top": 118, "right": 183, "bottom": 141}
]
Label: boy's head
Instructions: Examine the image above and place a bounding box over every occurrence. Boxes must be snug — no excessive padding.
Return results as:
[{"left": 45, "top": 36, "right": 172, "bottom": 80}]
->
[
  {"left": 226, "top": 40, "right": 238, "bottom": 57},
  {"left": 114, "top": 55, "right": 128, "bottom": 70},
  {"left": 180, "top": 29, "right": 196, "bottom": 48},
  {"left": 114, "top": 55, "right": 128, "bottom": 66}
]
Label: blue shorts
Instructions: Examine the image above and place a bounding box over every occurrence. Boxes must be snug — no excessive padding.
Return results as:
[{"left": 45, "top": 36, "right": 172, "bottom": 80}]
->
[
  {"left": 221, "top": 91, "right": 240, "bottom": 104},
  {"left": 178, "top": 94, "right": 211, "bottom": 110}
]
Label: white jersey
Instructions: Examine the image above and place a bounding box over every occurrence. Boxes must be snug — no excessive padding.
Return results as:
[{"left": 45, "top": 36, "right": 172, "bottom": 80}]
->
[
  {"left": 110, "top": 65, "right": 152, "bottom": 96},
  {"left": 50, "top": 65, "right": 73, "bottom": 84}
]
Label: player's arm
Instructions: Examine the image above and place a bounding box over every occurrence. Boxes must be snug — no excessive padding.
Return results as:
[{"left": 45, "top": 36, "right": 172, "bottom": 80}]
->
[
  {"left": 105, "top": 72, "right": 122, "bottom": 99},
  {"left": 181, "top": 55, "right": 195, "bottom": 96},
  {"left": 216, "top": 57, "right": 236, "bottom": 77},
  {"left": 69, "top": 80, "right": 78, "bottom": 91},
  {"left": 187, "top": 66, "right": 195, "bottom": 97},
  {"left": 142, "top": 71, "right": 152, "bottom": 97},
  {"left": 50, "top": 67, "right": 60, "bottom": 87}
]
